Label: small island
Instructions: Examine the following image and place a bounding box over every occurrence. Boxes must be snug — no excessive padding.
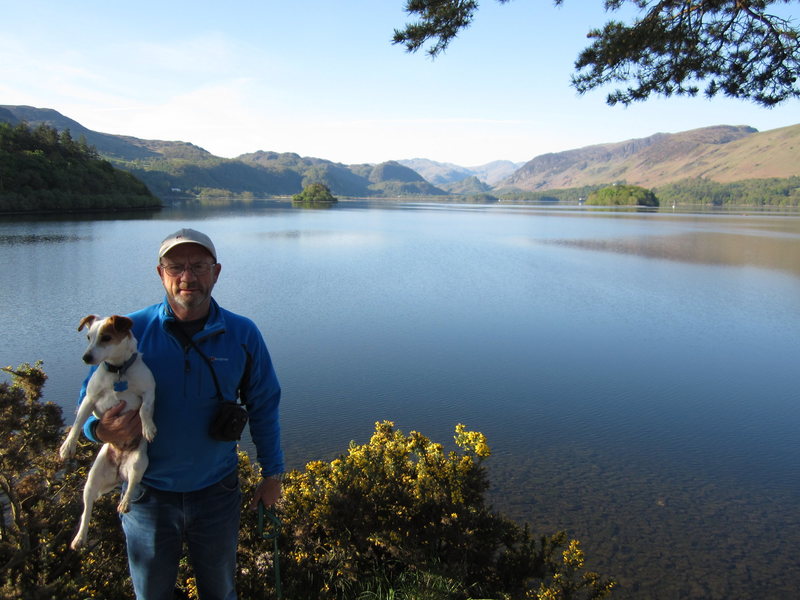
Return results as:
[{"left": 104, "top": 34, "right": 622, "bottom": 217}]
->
[
  {"left": 291, "top": 182, "right": 338, "bottom": 206},
  {"left": 587, "top": 184, "right": 659, "bottom": 207}
]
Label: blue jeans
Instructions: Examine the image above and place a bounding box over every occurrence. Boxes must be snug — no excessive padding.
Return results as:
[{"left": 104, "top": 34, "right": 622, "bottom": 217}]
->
[{"left": 121, "top": 470, "right": 241, "bottom": 600}]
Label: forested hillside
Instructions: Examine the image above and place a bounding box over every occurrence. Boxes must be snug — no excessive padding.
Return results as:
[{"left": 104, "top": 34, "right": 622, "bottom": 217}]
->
[
  {"left": 657, "top": 177, "right": 800, "bottom": 207},
  {"left": 0, "top": 122, "right": 159, "bottom": 212}
]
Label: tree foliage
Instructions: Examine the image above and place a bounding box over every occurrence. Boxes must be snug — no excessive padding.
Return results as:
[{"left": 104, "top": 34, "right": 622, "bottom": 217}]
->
[
  {"left": 0, "top": 122, "right": 158, "bottom": 212},
  {"left": 497, "top": 178, "right": 800, "bottom": 207},
  {"left": 656, "top": 175, "right": 800, "bottom": 206},
  {"left": 292, "top": 182, "right": 339, "bottom": 204},
  {"left": 587, "top": 184, "right": 659, "bottom": 206},
  {"left": 498, "top": 184, "right": 607, "bottom": 203},
  {"left": 393, "top": 0, "right": 800, "bottom": 106}
]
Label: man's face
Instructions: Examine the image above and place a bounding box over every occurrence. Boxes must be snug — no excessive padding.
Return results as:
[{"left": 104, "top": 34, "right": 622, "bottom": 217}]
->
[{"left": 157, "top": 244, "right": 221, "bottom": 319}]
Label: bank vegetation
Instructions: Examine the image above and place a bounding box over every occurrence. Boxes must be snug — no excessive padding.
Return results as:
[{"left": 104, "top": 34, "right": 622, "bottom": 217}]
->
[
  {"left": 496, "top": 177, "right": 800, "bottom": 208},
  {"left": 1, "top": 362, "right": 615, "bottom": 600}
]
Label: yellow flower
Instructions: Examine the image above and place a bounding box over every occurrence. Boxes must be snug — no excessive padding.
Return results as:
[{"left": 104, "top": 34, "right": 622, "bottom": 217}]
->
[
  {"left": 563, "top": 539, "right": 585, "bottom": 569},
  {"left": 454, "top": 424, "right": 492, "bottom": 457}
]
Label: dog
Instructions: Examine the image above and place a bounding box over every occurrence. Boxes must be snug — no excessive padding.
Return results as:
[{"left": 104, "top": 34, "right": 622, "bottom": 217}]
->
[{"left": 59, "top": 314, "right": 156, "bottom": 550}]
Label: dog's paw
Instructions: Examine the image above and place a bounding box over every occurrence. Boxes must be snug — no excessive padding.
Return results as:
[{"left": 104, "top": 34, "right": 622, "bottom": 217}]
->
[
  {"left": 117, "top": 499, "right": 130, "bottom": 514},
  {"left": 70, "top": 534, "right": 86, "bottom": 550},
  {"left": 142, "top": 422, "right": 157, "bottom": 442},
  {"left": 59, "top": 439, "right": 76, "bottom": 460}
]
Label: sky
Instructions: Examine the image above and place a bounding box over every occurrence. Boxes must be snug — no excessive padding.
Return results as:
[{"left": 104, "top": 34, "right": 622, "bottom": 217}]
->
[{"left": 2, "top": 0, "right": 798, "bottom": 167}]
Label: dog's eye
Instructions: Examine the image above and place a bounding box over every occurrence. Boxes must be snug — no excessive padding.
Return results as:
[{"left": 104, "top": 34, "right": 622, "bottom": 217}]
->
[{"left": 100, "top": 334, "right": 112, "bottom": 343}]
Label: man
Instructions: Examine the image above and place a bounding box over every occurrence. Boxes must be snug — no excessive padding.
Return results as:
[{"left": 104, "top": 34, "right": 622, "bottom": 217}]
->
[{"left": 81, "top": 228, "right": 283, "bottom": 600}]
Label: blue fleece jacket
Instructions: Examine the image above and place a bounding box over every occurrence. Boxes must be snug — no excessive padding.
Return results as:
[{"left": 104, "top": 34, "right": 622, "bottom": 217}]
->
[{"left": 81, "top": 297, "right": 284, "bottom": 492}]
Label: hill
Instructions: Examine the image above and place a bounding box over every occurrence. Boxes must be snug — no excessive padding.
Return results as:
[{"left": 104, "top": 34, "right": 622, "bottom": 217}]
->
[
  {"left": 439, "top": 176, "right": 492, "bottom": 195},
  {"left": 398, "top": 158, "right": 522, "bottom": 186},
  {"left": 236, "top": 153, "right": 446, "bottom": 197},
  {"left": 0, "top": 106, "right": 447, "bottom": 200},
  {"left": 0, "top": 105, "right": 165, "bottom": 161},
  {"left": 499, "top": 124, "right": 800, "bottom": 191}
]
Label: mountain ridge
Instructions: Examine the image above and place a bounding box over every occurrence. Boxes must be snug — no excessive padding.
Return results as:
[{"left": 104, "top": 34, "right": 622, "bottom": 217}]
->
[
  {"left": 500, "top": 124, "right": 800, "bottom": 191},
  {"left": 2, "top": 105, "right": 798, "bottom": 200},
  {"left": 0, "top": 106, "right": 450, "bottom": 198},
  {"left": 396, "top": 158, "right": 523, "bottom": 187}
]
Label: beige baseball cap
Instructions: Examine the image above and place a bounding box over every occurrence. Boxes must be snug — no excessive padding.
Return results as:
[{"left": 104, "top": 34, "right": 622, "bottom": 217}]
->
[{"left": 158, "top": 228, "right": 217, "bottom": 261}]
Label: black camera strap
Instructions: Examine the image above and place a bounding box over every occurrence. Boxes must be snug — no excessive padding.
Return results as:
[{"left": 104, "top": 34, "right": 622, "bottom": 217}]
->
[
  {"left": 190, "top": 337, "right": 228, "bottom": 404},
  {"left": 171, "top": 321, "right": 237, "bottom": 406},
  {"left": 170, "top": 320, "right": 252, "bottom": 441}
]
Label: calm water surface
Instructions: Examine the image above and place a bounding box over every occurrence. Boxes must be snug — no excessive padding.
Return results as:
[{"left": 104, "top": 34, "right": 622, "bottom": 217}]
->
[{"left": 1, "top": 201, "right": 799, "bottom": 599}]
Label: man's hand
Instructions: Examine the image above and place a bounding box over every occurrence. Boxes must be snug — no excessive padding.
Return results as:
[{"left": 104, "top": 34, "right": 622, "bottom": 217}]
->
[
  {"left": 250, "top": 476, "right": 282, "bottom": 510},
  {"left": 95, "top": 401, "right": 142, "bottom": 444}
]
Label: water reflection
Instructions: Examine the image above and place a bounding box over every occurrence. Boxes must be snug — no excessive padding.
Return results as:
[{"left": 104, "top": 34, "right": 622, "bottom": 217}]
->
[
  {"left": 254, "top": 229, "right": 385, "bottom": 246},
  {"left": 543, "top": 232, "right": 800, "bottom": 277},
  {"left": 0, "top": 233, "right": 88, "bottom": 245}
]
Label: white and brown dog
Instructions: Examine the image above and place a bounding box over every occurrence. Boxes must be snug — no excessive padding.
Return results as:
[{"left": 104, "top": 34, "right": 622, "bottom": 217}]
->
[{"left": 59, "top": 314, "right": 156, "bottom": 550}]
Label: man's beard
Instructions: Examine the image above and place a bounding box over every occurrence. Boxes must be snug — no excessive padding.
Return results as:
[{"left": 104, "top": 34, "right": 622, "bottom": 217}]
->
[{"left": 171, "top": 285, "right": 210, "bottom": 311}]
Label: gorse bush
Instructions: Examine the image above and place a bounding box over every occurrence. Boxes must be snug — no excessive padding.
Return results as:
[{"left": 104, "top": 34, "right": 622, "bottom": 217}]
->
[
  {"left": 277, "top": 422, "right": 495, "bottom": 597},
  {"left": 0, "top": 364, "right": 615, "bottom": 600},
  {"left": 266, "top": 421, "right": 615, "bottom": 600},
  {"left": 0, "top": 363, "right": 130, "bottom": 600}
]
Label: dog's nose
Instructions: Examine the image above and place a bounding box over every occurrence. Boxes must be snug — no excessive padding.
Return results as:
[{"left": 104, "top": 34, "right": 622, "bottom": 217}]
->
[{"left": 82, "top": 353, "right": 93, "bottom": 364}]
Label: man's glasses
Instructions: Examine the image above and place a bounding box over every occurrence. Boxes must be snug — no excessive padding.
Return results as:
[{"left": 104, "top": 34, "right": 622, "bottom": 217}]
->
[{"left": 159, "top": 262, "right": 216, "bottom": 277}]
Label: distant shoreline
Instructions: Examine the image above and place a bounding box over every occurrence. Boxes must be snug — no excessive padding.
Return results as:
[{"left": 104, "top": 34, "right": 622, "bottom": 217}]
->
[{"left": 3, "top": 195, "right": 800, "bottom": 218}]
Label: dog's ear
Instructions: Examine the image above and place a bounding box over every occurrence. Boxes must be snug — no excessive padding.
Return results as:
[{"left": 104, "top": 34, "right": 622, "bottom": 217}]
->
[
  {"left": 109, "top": 315, "right": 134, "bottom": 334},
  {"left": 78, "top": 315, "right": 98, "bottom": 331}
]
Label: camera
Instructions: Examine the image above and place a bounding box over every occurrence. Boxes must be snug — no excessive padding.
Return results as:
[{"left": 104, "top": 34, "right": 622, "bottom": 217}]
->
[{"left": 210, "top": 402, "right": 249, "bottom": 441}]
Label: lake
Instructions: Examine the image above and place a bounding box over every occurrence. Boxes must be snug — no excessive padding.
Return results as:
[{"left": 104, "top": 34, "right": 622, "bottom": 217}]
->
[{"left": 1, "top": 200, "right": 799, "bottom": 599}]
